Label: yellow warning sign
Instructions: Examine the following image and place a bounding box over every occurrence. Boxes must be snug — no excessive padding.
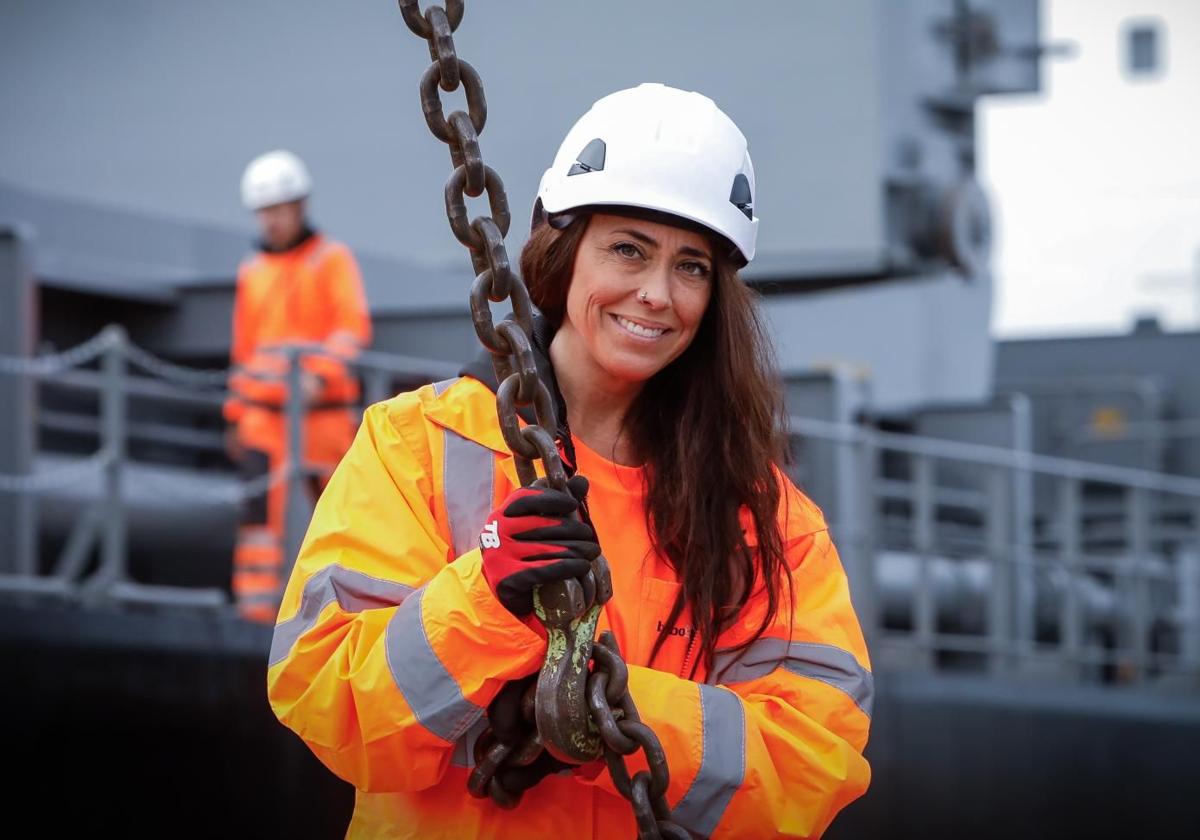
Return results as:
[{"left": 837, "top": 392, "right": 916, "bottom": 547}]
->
[{"left": 1090, "top": 406, "right": 1127, "bottom": 439}]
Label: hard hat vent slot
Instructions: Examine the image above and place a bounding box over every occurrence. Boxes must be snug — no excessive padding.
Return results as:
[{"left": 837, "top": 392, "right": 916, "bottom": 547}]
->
[
  {"left": 729, "top": 173, "right": 753, "bottom": 220},
  {"left": 567, "top": 138, "right": 606, "bottom": 176}
]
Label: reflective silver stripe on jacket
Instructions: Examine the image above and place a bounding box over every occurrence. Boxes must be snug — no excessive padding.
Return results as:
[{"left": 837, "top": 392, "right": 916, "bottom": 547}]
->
[
  {"left": 713, "top": 638, "right": 874, "bottom": 717},
  {"left": 672, "top": 684, "right": 746, "bottom": 838},
  {"left": 450, "top": 716, "right": 490, "bottom": 768},
  {"left": 269, "top": 565, "right": 416, "bottom": 667},
  {"left": 442, "top": 426, "right": 495, "bottom": 559},
  {"left": 385, "top": 585, "right": 485, "bottom": 742}
]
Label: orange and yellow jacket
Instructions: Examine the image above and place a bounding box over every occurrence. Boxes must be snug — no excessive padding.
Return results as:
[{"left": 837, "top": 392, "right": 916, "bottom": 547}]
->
[
  {"left": 224, "top": 232, "right": 371, "bottom": 424},
  {"left": 268, "top": 375, "right": 872, "bottom": 839}
]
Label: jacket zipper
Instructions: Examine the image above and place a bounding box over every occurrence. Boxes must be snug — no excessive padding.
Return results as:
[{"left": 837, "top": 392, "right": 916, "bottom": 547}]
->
[{"left": 679, "top": 630, "right": 699, "bottom": 680}]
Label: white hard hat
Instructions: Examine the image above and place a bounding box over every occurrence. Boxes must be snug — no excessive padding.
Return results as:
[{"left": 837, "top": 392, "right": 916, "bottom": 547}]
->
[
  {"left": 535, "top": 83, "right": 758, "bottom": 265},
  {"left": 240, "top": 150, "right": 312, "bottom": 210}
]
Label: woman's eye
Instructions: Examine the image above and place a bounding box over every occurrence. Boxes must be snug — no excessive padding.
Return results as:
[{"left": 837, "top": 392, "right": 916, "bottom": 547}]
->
[
  {"left": 678, "top": 260, "right": 711, "bottom": 278},
  {"left": 613, "top": 242, "right": 642, "bottom": 259}
]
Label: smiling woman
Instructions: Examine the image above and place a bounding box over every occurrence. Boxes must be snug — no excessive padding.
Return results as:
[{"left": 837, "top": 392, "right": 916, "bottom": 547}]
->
[{"left": 269, "top": 83, "right": 873, "bottom": 839}]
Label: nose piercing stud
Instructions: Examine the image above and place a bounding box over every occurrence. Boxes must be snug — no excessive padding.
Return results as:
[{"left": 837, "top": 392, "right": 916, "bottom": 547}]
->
[{"left": 639, "top": 290, "right": 649, "bottom": 303}]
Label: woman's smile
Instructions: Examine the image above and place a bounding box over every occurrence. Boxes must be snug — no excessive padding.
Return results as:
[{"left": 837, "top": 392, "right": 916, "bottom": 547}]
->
[{"left": 610, "top": 313, "right": 670, "bottom": 341}]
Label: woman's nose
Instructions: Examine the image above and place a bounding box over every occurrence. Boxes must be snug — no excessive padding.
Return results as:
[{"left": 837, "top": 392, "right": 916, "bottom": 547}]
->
[{"left": 636, "top": 264, "right": 672, "bottom": 309}]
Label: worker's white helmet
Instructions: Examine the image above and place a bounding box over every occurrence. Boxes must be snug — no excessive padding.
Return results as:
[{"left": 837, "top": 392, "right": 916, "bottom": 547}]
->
[
  {"left": 240, "top": 150, "right": 312, "bottom": 210},
  {"left": 535, "top": 83, "right": 758, "bottom": 265}
]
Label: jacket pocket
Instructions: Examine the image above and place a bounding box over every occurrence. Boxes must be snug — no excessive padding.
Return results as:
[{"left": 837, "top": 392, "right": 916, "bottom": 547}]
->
[{"left": 635, "top": 577, "right": 696, "bottom": 675}]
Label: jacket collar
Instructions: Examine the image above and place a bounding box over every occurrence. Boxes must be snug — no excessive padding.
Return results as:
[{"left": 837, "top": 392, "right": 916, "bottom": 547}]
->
[
  {"left": 424, "top": 314, "right": 578, "bottom": 472},
  {"left": 256, "top": 224, "right": 317, "bottom": 254},
  {"left": 421, "top": 376, "right": 510, "bottom": 454}
]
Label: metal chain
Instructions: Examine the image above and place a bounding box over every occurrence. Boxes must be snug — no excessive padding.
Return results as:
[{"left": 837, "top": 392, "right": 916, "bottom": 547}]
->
[
  {"left": 0, "top": 328, "right": 121, "bottom": 377},
  {"left": 587, "top": 632, "right": 689, "bottom": 839},
  {"left": 134, "top": 463, "right": 294, "bottom": 507},
  {"left": 396, "top": 3, "right": 681, "bottom": 836},
  {"left": 0, "top": 447, "right": 290, "bottom": 506},
  {"left": 0, "top": 449, "right": 115, "bottom": 494},
  {"left": 0, "top": 327, "right": 227, "bottom": 387},
  {"left": 0, "top": 327, "right": 288, "bottom": 505},
  {"left": 124, "top": 343, "right": 228, "bottom": 387}
]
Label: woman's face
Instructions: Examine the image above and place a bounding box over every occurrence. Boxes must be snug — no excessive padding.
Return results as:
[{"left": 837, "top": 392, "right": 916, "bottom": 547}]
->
[{"left": 561, "top": 213, "right": 714, "bottom": 389}]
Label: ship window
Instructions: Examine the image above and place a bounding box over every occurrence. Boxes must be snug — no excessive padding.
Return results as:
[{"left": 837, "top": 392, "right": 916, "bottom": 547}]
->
[{"left": 1125, "top": 22, "right": 1162, "bottom": 76}]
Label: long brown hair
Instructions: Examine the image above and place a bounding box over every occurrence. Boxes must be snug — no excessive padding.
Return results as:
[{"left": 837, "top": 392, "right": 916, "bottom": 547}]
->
[{"left": 521, "top": 214, "right": 791, "bottom": 679}]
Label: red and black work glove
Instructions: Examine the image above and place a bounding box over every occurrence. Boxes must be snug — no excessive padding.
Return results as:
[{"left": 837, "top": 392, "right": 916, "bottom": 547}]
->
[{"left": 480, "top": 475, "right": 598, "bottom": 617}]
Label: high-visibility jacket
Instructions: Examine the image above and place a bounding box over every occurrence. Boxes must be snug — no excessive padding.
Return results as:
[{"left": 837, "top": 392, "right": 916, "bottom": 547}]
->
[
  {"left": 224, "top": 232, "right": 371, "bottom": 427},
  {"left": 268, "top": 375, "right": 873, "bottom": 839}
]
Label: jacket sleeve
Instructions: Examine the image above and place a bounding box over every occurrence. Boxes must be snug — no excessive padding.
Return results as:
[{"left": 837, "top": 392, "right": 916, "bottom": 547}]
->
[
  {"left": 305, "top": 243, "right": 372, "bottom": 387},
  {"left": 223, "top": 263, "right": 254, "bottom": 423},
  {"left": 577, "top": 487, "right": 872, "bottom": 839},
  {"left": 328, "top": 243, "right": 371, "bottom": 350},
  {"left": 267, "top": 397, "right": 545, "bottom": 792}
]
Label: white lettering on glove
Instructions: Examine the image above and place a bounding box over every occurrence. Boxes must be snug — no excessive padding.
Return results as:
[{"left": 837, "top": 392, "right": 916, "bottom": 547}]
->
[{"left": 480, "top": 520, "right": 501, "bottom": 549}]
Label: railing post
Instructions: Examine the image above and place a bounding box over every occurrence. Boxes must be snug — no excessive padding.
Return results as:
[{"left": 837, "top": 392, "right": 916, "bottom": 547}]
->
[
  {"left": 281, "top": 346, "right": 310, "bottom": 591},
  {"left": 850, "top": 430, "right": 879, "bottom": 643},
  {"left": 1180, "top": 501, "right": 1200, "bottom": 679},
  {"left": 364, "top": 368, "right": 391, "bottom": 407},
  {"left": 1057, "top": 476, "right": 1083, "bottom": 677},
  {"left": 985, "top": 465, "right": 1012, "bottom": 674},
  {"left": 1011, "top": 450, "right": 1036, "bottom": 665},
  {"left": 0, "top": 226, "right": 38, "bottom": 577},
  {"left": 1125, "top": 486, "right": 1151, "bottom": 682},
  {"left": 96, "top": 325, "right": 128, "bottom": 590},
  {"left": 913, "top": 453, "right": 936, "bottom": 667}
]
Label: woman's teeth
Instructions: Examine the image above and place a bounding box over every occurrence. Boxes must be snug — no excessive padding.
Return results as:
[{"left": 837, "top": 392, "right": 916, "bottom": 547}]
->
[{"left": 615, "top": 315, "right": 665, "bottom": 338}]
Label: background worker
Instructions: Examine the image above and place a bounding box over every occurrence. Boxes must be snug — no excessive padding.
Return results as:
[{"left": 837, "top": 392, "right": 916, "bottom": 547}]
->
[{"left": 225, "top": 149, "right": 371, "bottom": 622}]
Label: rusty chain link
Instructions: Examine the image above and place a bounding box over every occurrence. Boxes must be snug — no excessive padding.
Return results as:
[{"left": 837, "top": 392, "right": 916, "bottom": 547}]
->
[
  {"left": 397, "top": 3, "right": 684, "bottom": 836},
  {"left": 589, "top": 632, "right": 690, "bottom": 840}
]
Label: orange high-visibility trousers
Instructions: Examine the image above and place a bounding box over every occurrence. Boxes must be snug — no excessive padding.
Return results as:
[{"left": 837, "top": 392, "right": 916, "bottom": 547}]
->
[{"left": 232, "top": 407, "right": 357, "bottom": 622}]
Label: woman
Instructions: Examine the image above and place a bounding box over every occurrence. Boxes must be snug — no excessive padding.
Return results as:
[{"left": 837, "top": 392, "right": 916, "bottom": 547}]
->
[{"left": 269, "top": 83, "right": 872, "bottom": 839}]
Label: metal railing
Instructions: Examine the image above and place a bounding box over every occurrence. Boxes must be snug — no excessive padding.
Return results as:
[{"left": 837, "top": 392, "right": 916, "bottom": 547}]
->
[
  {"left": 1, "top": 328, "right": 1197, "bottom": 686},
  {"left": 790, "top": 416, "right": 1200, "bottom": 686},
  {"left": 0, "top": 326, "right": 458, "bottom": 609}
]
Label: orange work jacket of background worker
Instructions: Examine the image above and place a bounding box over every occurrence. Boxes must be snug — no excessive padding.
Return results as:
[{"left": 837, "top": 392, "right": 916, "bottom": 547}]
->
[
  {"left": 268, "top": 376, "right": 872, "bottom": 838},
  {"left": 224, "top": 230, "right": 370, "bottom": 622}
]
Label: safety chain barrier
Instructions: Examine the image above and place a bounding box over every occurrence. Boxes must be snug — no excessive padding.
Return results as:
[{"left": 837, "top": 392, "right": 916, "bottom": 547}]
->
[
  {"left": 136, "top": 459, "right": 335, "bottom": 508},
  {"left": 0, "top": 327, "right": 121, "bottom": 376},
  {"left": 123, "top": 343, "right": 228, "bottom": 387},
  {"left": 397, "top": 3, "right": 683, "bottom": 836},
  {"left": 0, "top": 330, "right": 363, "bottom": 517},
  {"left": 0, "top": 328, "right": 262, "bottom": 502},
  {"left": 0, "top": 328, "right": 336, "bottom": 613},
  {"left": 0, "top": 327, "right": 121, "bottom": 493},
  {"left": 135, "top": 463, "right": 293, "bottom": 507},
  {"left": 0, "top": 448, "right": 115, "bottom": 494},
  {"left": 0, "top": 326, "right": 224, "bottom": 385}
]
